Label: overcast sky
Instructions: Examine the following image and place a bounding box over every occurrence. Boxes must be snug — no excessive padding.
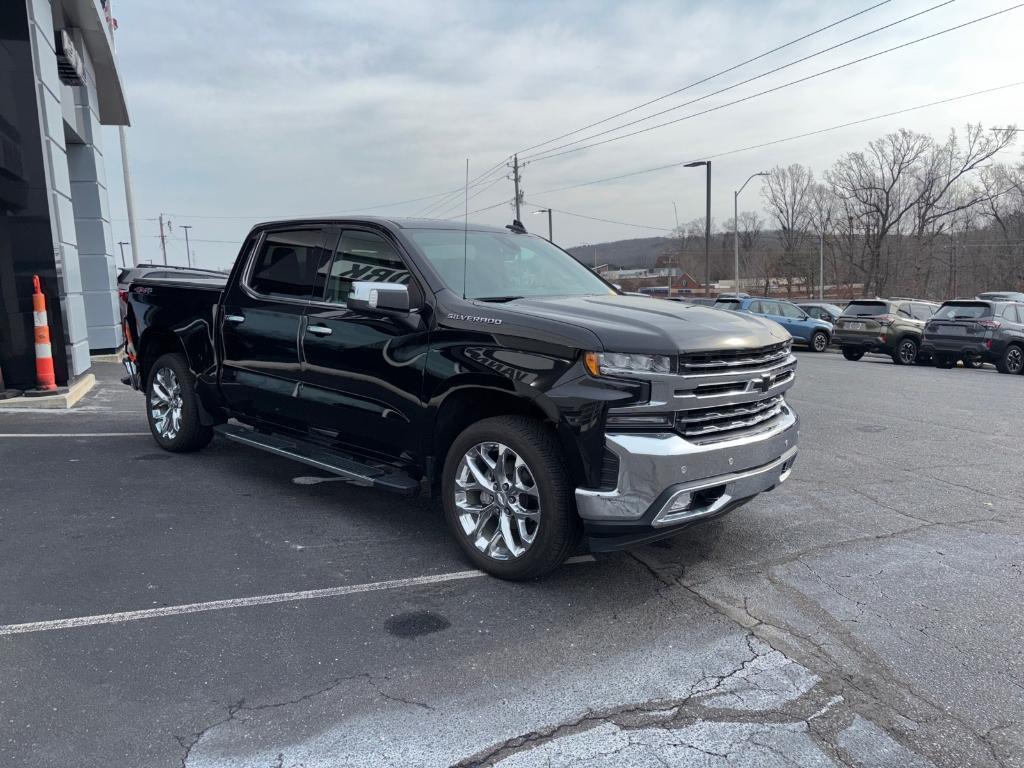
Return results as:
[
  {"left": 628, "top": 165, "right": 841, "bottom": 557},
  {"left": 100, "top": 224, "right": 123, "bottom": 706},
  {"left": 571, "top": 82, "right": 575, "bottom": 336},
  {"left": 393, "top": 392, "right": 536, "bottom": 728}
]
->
[{"left": 103, "top": 0, "right": 1024, "bottom": 270}]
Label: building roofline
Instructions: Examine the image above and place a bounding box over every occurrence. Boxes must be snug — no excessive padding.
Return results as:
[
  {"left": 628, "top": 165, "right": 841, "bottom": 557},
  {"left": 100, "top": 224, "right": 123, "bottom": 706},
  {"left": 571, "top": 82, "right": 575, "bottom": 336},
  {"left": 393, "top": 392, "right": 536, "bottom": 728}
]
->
[{"left": 59, "top": 0, "right": 130, "bottom": 125}]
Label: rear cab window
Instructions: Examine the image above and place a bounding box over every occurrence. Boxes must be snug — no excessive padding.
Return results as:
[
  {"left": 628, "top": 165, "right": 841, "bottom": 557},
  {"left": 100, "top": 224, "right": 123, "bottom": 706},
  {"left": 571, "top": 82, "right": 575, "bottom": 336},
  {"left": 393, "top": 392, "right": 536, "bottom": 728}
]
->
[
  {"left": 247, "top": 229, "right": 330, "bottom": 300},
  {"left": 842, "top": 301, "right": 888, "bottom": 317},
  {"left": 932, "top": 301, "right": 992, "bottom": 321}
]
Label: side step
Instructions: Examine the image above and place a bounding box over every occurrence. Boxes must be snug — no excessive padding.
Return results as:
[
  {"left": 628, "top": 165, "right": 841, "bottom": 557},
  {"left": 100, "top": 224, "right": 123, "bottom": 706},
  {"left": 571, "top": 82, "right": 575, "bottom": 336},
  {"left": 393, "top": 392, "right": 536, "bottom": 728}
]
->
[{"left": 214, "top": 424, "right": 420, "bottom": 496}]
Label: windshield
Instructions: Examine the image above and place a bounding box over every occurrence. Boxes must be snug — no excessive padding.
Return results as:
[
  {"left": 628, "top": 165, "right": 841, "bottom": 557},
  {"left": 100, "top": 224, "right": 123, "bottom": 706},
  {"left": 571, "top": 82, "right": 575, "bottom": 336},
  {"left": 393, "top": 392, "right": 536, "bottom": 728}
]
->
[
  {"left": 406, "top": 229, "right": 614, "bottom": 300},
  {"left": 842, "top": 301, "right": 888, "bottom": 317},
  {"left": 932, "top": 302, "right": 992, "bottom": 320}
]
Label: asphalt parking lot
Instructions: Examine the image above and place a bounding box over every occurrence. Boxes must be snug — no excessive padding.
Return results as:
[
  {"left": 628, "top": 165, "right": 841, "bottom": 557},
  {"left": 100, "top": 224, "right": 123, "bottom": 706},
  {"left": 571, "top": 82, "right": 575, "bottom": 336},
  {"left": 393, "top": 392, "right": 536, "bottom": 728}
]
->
[{"left": 1, "top": 354, "right": 1021, "bottom": 768}]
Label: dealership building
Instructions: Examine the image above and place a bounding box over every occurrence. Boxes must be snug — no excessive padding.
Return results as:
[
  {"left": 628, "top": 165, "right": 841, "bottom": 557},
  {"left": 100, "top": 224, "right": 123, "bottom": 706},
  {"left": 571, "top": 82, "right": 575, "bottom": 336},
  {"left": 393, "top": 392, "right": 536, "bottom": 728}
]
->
[{"left": 1, "top": 0, "right": 128, "bottom": 391}]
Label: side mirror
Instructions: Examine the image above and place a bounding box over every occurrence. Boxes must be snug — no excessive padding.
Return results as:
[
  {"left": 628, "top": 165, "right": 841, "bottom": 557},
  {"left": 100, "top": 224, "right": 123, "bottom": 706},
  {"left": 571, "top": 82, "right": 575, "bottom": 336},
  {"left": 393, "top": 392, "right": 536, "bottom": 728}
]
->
[{"left": 348, "top": 281, "right": 410, "bottom": 315}]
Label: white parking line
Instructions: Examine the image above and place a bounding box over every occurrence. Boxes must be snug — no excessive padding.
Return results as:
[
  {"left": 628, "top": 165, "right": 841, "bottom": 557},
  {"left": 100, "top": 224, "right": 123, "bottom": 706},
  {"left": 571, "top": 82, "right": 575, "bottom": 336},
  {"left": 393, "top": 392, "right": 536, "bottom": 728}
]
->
[
  {"left": 0, "top": 432, "right": 149, "bottom": 437},
  {"left": 0, "top": 556, "right": 595, "bottom": 636}
]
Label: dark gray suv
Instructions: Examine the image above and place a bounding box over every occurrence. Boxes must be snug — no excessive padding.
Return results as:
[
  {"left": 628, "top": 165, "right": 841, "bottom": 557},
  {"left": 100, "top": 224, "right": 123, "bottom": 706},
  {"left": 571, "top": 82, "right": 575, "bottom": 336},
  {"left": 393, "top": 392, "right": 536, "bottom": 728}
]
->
[{"left": 922, "top": 300, "right": 1024, "bottom": 374}]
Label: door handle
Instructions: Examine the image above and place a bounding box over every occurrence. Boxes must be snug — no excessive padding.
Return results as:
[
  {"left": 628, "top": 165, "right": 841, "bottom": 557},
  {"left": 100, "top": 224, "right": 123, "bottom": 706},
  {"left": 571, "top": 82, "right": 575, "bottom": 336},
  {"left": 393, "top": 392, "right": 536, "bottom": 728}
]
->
[
  {"left": 307, "top": 324, "right": 333, "bottom": 336},
  {"left": 225, "top": 314, "right": 245, "bottom": 324}
]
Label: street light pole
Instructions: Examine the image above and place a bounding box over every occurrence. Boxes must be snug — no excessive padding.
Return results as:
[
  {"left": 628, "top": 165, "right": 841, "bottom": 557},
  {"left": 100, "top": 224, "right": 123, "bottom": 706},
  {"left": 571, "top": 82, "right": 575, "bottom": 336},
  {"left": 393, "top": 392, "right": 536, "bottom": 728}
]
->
[
  {"left": 532, "top": 208, "right": 553, "bottom": 241},
  {"left": 182, "top": 225, "right": 194, "bottom": 268},
  {"left": 685, "top": 161, "right": 711, "bottom": 296},
  {"left": 733, "top": 171, "right": 768, "bottom": 296}
]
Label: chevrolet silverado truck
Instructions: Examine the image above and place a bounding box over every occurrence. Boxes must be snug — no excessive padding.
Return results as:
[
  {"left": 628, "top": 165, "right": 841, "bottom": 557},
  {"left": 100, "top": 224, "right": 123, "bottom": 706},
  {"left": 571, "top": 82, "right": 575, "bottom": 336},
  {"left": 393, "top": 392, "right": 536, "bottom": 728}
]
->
[{"left": 122, "top": 217, "right": 799, "bottom": 579}]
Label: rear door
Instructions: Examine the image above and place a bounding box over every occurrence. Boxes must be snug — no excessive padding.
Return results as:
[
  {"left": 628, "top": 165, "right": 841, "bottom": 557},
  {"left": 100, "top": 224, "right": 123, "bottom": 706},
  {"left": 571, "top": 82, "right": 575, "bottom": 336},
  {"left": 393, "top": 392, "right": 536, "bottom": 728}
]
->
[
  {"left": 219, "top": 226, "right": 331, "bottom": 429},
  {"left": 299, "top": 227, "right": 429, "bottom": 460}
]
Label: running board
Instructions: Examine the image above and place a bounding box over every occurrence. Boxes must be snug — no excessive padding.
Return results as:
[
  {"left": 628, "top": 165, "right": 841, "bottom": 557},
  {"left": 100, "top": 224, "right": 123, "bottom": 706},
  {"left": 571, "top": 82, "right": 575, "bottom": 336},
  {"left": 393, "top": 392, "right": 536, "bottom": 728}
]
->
[{"left": 214, "top": 424, "right": 420, "bottom": 496}]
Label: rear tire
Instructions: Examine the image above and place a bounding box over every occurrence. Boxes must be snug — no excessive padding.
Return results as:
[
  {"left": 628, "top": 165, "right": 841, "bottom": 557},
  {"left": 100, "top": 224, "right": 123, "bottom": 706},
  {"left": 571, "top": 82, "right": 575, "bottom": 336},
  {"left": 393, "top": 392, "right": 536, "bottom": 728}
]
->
[
  {"left": 996, "top": 344, "right": 1024, "bottom": 375},
  {"left": 442, "top": 416, "right": 577, "bottom": 580},
  {"left": 145, "top": 353, "right": 214, "bottom": 453},
  {"left": 892, "top": 337, "right": 918, "bottom": 366},
  {"left": 810, "top": 331, "right": 829, "bottom": 353},
  {"left": 842, "top": 347, "right": 865, "bottom": 361}
]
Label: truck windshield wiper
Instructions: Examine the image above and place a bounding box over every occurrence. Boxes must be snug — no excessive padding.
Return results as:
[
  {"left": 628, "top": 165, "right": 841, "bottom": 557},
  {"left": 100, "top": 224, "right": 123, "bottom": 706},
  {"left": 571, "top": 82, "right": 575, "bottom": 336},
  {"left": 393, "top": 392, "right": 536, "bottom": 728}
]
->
[{"left": 475, "top": 296, "right": 522, "bottom": 302}]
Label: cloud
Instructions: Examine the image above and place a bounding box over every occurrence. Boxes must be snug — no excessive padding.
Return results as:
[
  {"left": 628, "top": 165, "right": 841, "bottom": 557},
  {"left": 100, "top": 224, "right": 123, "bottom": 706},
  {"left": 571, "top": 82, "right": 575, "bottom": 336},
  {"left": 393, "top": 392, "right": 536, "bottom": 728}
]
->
[{"left": 103, "top": 0, "right": 1024, "bottom": 268}]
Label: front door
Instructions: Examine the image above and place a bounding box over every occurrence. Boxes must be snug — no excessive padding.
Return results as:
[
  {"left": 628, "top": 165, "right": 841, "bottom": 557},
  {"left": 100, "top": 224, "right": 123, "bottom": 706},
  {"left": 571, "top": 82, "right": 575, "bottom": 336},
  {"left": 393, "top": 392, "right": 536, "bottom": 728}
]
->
[
  {"left": 219, "top": 226, "right": 330, "bottom": 430},
  {"left": 300, "top": 227, "right": 429, "bottom": 461}
]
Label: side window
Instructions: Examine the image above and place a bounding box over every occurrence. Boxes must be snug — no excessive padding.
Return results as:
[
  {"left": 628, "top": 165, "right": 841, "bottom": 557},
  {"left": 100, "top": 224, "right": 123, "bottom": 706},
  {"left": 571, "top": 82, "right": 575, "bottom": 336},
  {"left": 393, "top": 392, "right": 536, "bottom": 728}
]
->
[
  {"left": 762, "top": 301, "right": 782, "bottom": 315},
  {"left": 1015, "top": 305, "right": 1024, "bottom": 323},
  {"left": 1000, "top": 304, "right": 1021, "bottom": 322},
  {"left": 779, "top": 303, "right": 803, "bottom": 319},
  {"left": 322, "top": 230, "right": 410, "bottom": 306},
  {"left": 910, "top": 303, "right": 931, "bottom": 321},
  {"left": 748, "top": 300, "right": 763, "bottom": 313},
  {"left": 896, "top": 303, "right": 913, "bottom": 318},
  {"left": 248, "top": 229, "right": 328, "bottom": 299}
]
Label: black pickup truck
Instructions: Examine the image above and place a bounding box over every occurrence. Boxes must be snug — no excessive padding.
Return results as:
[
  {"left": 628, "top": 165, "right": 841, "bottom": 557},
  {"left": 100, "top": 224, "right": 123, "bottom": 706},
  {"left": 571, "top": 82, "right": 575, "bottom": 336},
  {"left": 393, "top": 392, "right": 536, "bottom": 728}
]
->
[{"left": 122, "top": 217, "right": 799, "bottom": 578}]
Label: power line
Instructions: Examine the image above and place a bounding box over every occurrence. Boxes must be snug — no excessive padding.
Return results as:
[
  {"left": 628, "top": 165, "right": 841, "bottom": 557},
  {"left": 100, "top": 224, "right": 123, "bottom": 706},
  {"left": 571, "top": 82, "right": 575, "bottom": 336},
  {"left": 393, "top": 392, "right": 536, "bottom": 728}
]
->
[
  {"left": 526, "top": 4, "right": 1024, "bottom": 164},
  {"left": 527, "top": 81, "right": 1024, "bottom": 198},
  {"left": 515, "top": 0, "right": 893, "bottom": 157},
  {"left": 520, "top": 0, "right": 955, "bottom": 162},
  {"left": 523, "top": 203, "right": 674, "bottom": 232}
]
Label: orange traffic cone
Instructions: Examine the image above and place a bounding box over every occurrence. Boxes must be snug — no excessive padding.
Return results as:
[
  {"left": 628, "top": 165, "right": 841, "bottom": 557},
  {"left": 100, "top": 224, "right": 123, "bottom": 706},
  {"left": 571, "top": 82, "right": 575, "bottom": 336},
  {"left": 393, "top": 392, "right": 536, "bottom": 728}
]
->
[{"left": 24, "top": 275, "right": 66, "bottom": 397}]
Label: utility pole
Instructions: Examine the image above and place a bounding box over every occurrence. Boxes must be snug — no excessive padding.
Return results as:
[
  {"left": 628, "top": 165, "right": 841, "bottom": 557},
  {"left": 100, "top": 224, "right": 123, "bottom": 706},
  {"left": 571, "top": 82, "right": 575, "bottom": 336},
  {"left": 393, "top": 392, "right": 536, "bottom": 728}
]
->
[
  {"left": 819, "top": 229, "right": 825, "bottom": 300},
  {"left": 510, "top": 154, "right": 523, "bottom": 222},
  {"left": 117, "top": 241, "right": 129, "bottom": 268},
  {"left": 672, "top": 202, "right": 680, "bottom": 230},
  {"left": 158, "top": 214, "right": 168, "bottom": 265},
  {"left": 181, "top": 225, "right": 193, "bottom": 268}
]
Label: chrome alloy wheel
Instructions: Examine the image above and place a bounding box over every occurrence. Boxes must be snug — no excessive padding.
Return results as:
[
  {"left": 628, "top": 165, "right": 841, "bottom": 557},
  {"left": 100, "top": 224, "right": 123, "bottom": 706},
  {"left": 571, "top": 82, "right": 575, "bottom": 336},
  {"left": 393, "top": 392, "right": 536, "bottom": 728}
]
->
[
  {"left": 454, "top": 442, "right": 541, "bottom": 560},
  {"left": 150, "top": 366, "right": 183, "bottom": 440},
  {"left": 813, "top": 333, "right": 828, "bottom": 352},
  {"left": 1007, "top": 346, "right": 1024, "bottom": 374}
]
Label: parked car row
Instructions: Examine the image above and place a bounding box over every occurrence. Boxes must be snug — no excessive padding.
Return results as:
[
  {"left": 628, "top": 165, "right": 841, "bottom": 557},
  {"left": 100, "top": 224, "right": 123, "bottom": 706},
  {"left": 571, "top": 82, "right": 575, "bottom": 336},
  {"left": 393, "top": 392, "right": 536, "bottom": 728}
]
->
[{"left": 709, "top": 292, "right": 1024, "bottom": 374}]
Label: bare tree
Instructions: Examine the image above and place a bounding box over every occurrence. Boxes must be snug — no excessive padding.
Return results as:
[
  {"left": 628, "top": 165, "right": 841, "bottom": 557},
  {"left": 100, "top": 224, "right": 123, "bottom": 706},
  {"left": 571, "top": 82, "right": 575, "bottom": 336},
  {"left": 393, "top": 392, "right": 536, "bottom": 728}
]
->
[{"left": 762, "top": 164, "right": 816, "bottom": 295}]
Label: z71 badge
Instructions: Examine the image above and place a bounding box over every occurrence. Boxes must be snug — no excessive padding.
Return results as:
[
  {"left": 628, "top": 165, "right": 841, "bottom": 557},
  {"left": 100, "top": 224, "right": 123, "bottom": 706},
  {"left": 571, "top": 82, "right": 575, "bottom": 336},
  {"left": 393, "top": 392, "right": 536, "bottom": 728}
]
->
[{"left": 447, "top": 313, "right": 502, "bottom": 325}]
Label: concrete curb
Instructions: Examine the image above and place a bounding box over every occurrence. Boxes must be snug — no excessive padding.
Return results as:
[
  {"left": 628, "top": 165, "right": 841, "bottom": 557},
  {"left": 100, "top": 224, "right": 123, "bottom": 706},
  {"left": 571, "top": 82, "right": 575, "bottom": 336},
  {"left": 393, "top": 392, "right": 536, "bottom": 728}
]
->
[{"left": 0, "top": 374, "right": 96, "bottom": 410}]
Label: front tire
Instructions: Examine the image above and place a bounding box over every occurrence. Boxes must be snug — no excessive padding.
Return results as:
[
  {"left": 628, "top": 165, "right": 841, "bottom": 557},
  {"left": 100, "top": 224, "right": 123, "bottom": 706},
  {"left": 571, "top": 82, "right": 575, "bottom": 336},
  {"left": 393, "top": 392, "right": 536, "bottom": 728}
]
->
[
  {"left": 842, "top": 347, "right": 865, "bottom": 361},
  {"left": 810, "top": 331, "right": 829, "bottom": 353},
  {"left": 145, "top": 353, "right": 213, "bottom": 453},
  {"left": 893, "top": 337, "right": 918, "bottom": 366},
  {"left": 996, "top": 344, "right": 1024, "bottom": 375},
  {"left": 442, "top": 416, "right": 577, "bottom": 580}
]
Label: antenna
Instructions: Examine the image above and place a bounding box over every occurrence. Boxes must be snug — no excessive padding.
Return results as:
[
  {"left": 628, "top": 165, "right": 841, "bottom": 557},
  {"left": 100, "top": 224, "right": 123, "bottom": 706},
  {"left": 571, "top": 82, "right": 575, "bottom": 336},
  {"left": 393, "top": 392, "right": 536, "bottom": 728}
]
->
[{"left": 462, "top": 158, "right": 469, "bottom": 300}]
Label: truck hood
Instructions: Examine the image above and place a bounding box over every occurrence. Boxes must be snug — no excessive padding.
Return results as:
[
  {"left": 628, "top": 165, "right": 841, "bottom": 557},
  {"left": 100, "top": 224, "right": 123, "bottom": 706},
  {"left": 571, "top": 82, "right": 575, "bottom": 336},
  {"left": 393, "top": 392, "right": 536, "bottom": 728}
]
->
[{"left": 472, "top": 295, "right": 790, "bottom": 354}]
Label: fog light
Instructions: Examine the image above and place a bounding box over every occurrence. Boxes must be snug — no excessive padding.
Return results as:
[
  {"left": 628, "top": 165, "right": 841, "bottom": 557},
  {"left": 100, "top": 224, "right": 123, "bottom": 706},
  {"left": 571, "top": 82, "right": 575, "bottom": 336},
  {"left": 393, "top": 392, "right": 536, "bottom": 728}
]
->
[{"left": 665, "top": 491, "right": 692, "bottom": 513}]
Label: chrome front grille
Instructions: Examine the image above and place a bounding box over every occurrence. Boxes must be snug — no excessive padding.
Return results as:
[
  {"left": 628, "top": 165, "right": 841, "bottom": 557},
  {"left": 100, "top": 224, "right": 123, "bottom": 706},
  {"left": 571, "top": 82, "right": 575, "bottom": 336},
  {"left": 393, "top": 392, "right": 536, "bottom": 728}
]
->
[
  {"left": 676, "top": 395, "right": 786, "bottom": 442},
  {"left": 678, "top": 342, "right": 790, "bottom": 374}
]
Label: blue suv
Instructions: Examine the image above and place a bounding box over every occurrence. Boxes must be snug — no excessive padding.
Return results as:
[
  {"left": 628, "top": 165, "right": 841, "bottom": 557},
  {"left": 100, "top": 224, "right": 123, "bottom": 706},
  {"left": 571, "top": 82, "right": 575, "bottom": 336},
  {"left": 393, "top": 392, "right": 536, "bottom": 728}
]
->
[{"left": 714, "top": 296, "right": 833, "bottom": 352}]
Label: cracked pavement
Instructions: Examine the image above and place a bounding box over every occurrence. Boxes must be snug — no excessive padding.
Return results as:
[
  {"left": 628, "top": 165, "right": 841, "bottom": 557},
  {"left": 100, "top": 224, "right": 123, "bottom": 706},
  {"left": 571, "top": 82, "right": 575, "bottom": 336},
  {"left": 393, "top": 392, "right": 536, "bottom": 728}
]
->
[{"left": 0, "top": 355, "right": 1021, "bottom": 767}]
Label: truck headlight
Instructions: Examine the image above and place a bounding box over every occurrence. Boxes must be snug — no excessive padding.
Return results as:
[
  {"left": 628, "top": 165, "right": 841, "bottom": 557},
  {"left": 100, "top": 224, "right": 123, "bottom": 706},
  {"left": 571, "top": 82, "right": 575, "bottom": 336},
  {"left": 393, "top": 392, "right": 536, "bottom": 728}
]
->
[{"left": 584, "top": 352, "right": 672, "bottom": 376}]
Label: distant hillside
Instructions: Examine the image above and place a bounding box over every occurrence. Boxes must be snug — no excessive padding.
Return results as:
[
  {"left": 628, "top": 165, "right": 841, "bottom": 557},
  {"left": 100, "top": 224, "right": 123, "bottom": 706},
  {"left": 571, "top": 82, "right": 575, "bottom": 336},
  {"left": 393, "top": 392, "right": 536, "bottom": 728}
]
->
[{"left": 566, "top": 237, "right": 674, "bottom": 270}]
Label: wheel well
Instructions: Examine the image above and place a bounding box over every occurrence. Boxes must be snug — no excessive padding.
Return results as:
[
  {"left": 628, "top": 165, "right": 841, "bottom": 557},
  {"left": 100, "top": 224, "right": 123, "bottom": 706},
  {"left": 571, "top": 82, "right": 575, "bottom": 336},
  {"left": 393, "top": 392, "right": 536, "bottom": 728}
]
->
[
  {"left": 431, "top": 388, "right": 553, "bottom": 484},
  {"left": 138, "top": 328, "right": 187, "bottom": 383}
]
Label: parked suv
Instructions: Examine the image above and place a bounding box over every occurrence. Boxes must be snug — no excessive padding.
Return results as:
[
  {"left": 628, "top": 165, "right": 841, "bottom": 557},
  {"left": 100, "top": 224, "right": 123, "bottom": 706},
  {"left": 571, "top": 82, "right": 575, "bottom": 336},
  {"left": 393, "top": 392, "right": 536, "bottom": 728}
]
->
[
  {"left": 833, "top": 299, "right": 938, "bottom": 365},
  {"left": 714, "top": 296, "right": 833, "bottom": 352},
  {"left": 922, "top": 300, "right": 1024, "bottom": 373}
]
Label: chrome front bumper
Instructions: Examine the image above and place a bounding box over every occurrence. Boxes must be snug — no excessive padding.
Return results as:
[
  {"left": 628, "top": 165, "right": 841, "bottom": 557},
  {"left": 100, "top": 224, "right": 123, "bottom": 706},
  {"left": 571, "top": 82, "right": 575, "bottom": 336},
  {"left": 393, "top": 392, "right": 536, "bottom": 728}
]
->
[{"left": 575, "top": 408, "right": 799, "bottom": 526}]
